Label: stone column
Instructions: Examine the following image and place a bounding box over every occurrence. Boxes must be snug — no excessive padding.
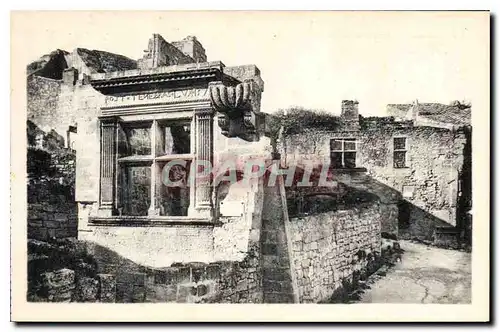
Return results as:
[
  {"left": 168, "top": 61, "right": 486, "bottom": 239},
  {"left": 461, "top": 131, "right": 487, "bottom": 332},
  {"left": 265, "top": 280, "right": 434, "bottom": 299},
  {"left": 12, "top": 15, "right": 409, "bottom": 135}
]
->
[
  {"left": 190, "top": 109, "right": 214, "bottom": 218},
  {"left": 98, "top": 118, "right": 117, "bottom": 216}
]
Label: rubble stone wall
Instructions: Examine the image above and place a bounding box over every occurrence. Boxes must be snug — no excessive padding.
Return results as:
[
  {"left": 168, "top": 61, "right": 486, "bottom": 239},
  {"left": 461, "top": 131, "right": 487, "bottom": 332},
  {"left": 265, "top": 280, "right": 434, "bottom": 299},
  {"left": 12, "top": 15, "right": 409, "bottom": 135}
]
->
[
  {"left": 288, "top": 203, "right": 382, "bottom": 303},
  {"left": 27, "top": 127, "right": 78, "bottom": 241}
]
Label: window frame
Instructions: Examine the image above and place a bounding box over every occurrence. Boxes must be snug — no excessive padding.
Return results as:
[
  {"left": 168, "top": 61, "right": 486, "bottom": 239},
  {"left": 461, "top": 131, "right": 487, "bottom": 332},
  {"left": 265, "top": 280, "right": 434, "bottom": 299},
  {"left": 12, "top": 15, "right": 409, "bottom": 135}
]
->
[
  {"left": 393, "top": 136, "right": 408, "bottom": 169},
  {"left": 330, "top": 137, "right": 357, "bottom": 169},
  {"left": 115, "top": 116, "right": 195, "bottom": 217}
]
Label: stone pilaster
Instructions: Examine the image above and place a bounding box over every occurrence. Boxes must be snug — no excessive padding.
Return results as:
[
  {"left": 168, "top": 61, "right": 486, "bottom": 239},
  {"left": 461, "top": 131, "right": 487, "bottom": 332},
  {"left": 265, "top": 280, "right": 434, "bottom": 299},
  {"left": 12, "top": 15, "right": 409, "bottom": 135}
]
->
[
  {"left": 98, "top": 118, "right": 117, "bottom": 216},
  {"left": 190, "top": 109, "right": 214, "bottom": 218}
]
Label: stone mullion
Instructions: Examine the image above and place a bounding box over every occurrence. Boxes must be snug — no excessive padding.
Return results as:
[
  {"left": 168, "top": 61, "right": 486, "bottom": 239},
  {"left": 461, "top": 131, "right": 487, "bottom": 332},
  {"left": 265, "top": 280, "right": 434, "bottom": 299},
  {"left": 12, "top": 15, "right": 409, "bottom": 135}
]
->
[{"left": 99, "top": 118, "right": 117, "bottom": 216}]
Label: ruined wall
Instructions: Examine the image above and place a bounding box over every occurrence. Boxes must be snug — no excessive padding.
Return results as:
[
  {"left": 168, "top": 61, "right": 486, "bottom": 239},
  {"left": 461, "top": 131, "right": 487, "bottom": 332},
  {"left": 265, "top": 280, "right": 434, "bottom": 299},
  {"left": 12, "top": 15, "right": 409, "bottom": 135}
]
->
[
  {"left": 28, "top": 238, "right": 115, "bottom": 303},
  {"left": 137, "top": 34, "right": 196, "bottom": 70},
  {"left": 27, "top": 76, "right": 63, "bottom": 133},
  {"left": 280, "top": 121, "right": 468, "bottom": 239},
  {"left": 172, "top": 36, "right": 207, "bottom": 63},
  {"left": 65, "top": 242, "right": 263, "bottom": 303},
  {"left": 288, "top": 203, "right": 382, "bottom": 303},
  {"left": 27, "top": 121, "right": 78, "bottom": 241}
]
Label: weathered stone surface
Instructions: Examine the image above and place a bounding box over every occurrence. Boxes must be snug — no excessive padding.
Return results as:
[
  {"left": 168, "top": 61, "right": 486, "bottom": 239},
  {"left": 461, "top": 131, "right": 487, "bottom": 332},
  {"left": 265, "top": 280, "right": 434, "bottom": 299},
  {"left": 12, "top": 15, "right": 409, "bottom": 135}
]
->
[
  {"left": 41, "top": 268, "right": 75, "bottom": 302},
  {"left": 98, "top": 274, "right": 116, "bottom": 303},
  {"left": 289, "top": 203, "right": 382, "bottom": 303},
  {"left": 75, "top": 277, "right": 99, "bottom": 302}
]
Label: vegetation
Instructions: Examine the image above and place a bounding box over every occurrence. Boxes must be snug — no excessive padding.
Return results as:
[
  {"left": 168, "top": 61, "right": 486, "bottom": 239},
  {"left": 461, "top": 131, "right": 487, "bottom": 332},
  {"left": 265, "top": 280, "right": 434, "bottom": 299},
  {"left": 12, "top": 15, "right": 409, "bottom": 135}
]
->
[{"left": 267, "top": 106, "right": 341, "bottom": 141}]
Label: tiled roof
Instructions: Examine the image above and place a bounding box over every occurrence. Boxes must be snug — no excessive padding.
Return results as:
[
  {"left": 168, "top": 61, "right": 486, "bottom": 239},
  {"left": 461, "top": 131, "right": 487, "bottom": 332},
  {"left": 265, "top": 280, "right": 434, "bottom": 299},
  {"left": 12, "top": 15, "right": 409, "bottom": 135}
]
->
[{"left": 417, "top": 102, "right": 471, "bottom": 126}]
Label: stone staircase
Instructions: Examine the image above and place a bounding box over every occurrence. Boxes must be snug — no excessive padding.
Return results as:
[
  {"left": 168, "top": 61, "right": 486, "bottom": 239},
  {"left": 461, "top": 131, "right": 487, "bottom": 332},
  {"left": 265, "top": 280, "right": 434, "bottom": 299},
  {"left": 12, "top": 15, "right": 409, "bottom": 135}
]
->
[{"left": 260, "top": 183, "right": 295, "bottom": 303}]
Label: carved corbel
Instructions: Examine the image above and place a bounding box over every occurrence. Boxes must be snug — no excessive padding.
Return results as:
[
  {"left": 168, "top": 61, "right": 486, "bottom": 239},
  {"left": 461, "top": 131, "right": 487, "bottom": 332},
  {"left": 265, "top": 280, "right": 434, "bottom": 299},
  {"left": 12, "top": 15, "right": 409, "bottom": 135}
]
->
[{"left": 209, "top": 80, "right": 262, "bottom": 140}]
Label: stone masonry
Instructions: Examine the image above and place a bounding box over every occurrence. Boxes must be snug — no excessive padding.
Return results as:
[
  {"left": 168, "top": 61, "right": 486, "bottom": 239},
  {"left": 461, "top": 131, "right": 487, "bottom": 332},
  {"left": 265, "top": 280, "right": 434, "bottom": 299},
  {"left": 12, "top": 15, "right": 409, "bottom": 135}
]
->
[{"left": 288, "top": 203, "right": 382, "bottom": 303}]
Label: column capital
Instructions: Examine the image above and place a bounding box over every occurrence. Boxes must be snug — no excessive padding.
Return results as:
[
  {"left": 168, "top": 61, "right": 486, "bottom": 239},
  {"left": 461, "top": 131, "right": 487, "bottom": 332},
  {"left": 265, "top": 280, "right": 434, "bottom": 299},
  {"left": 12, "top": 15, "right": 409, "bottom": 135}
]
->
[{"left": 194, "top": 108, "right": 215, "bottom": 116}]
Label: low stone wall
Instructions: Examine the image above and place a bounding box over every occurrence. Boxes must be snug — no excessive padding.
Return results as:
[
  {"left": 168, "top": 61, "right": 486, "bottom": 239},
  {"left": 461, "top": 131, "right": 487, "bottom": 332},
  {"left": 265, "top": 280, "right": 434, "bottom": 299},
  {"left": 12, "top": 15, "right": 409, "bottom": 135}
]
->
[
  {"left": 73, "top": 240, "right": 263, "bottom": 303},
  {"left": 288, "top": 203, "right": 382, "bottom": 303},
  {"left": 28, "top": 237, "right": 263, "bottom": 303}
]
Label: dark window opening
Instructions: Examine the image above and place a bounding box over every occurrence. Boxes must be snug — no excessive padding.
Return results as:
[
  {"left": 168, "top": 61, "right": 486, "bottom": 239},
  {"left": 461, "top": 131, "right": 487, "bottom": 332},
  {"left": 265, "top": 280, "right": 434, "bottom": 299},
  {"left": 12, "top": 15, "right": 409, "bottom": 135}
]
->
[
  {"left": 393, "top": 137, "right": 407, "bottom": 168},
  {"left": 162, "top": 123, "right": 191, "bottom": 155},
  {"left": 330, "top": 138, "right": 357, "bottom": 169}
]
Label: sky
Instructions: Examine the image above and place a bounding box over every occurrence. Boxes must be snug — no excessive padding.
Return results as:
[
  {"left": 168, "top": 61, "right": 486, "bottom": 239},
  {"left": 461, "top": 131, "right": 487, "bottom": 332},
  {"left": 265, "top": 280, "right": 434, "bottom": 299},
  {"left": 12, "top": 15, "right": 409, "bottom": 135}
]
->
[{"left": 15, "top": 11, "right": 489, "bottom": 116}]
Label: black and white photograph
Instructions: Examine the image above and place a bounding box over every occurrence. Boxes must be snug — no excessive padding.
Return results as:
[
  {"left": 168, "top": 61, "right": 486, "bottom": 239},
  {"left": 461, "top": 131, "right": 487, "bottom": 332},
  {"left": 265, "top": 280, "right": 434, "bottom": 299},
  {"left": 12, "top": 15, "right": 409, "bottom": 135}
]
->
[{"left": 10, "top": 10, "right": 490, "bottom": 322}]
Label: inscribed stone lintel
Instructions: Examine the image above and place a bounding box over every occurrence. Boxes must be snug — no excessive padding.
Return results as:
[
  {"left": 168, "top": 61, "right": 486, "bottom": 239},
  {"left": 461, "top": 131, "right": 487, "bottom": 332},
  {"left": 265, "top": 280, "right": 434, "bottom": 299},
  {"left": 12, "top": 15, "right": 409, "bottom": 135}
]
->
[{"left": 102, "top": 88, "right": 211, "bottom": 108}]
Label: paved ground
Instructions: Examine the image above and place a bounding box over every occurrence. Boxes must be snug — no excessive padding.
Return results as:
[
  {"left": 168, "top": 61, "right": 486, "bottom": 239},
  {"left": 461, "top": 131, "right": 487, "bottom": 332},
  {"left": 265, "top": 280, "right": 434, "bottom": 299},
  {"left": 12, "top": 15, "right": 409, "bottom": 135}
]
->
[{"left": 359, "top": 240, "right": 471, "bottom": 304}]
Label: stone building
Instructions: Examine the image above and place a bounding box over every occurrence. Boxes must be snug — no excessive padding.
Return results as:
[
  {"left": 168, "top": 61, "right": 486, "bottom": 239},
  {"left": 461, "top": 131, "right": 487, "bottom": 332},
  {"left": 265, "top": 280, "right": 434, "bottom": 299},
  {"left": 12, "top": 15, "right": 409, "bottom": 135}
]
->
[
  {"left": 27, "top": 33, "right": 389, "bottom": 303},
  {"left": 279, "top": 100, "right": 472, "bottom": 243}
]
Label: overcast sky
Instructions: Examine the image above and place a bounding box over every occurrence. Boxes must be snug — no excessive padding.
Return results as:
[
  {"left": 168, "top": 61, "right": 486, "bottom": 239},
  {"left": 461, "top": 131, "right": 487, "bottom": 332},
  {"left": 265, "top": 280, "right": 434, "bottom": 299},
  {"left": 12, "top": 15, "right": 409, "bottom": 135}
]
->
[{"left": 17, "top": 11, "right": 489, "bottom": 116}]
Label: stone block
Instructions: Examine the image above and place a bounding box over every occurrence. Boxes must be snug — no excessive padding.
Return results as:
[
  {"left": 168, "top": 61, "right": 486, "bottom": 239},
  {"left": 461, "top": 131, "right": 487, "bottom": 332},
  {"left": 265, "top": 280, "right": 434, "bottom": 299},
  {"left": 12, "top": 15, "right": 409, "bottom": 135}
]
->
[
  {"left": 177, "top": 267, "right": 191, "bottom": 284},
  {"left": 235, "top": 280, "right": 248, "bottom": 292},
  {"left": 98, "top": 274, "right": 116, "bottom": 303},
  {"left": 41, "top": 268, "right": 76, "bottom": 302},
  {"left": 131, "top": 286, "right": 146, "bottom": 302},
  {"left": 154, "top": 285, "right": 178, "bottom": 303},
  {"left": 28, "top": 219, "right": 43, "bottom": 227},
  {"left": 43, "top": 219, "right": 60, "bottom": 229},
  {"left": 191, "top": 267, "right": 207, "bottom": 283},
  {"left": 153, "top": 268, "right": 178, "bottom": 285},
  {"left": 54, "top": 213, "right": 68, "bottom": 222},
  {"left": 118, "top": 272, "right": 145, "bottom": 286},
  {"left": 42, "top": 268, "right": 75, "bottom": 288},
  {"left": 75, "top": 277, "right": 99, "bottom": 302},
  {"left": 177, "top": 285, "right": 191, "bottom": 303}
]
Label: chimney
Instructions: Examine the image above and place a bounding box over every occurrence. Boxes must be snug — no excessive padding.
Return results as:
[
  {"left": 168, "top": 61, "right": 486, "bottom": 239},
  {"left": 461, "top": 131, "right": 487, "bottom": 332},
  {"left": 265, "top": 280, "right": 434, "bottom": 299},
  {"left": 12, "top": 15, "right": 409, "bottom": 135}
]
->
[
  {"left": 407, "top": 99, "right": 419, "bottom": 122},
  {"left": 341, "top": 100, "right": 359, "bottom": 119},
  {"left": 62, "top": 68, "right": 78, "bottom": 86},
  {"left": 341, "top": 100, "right": 360, "bottom": 131}
]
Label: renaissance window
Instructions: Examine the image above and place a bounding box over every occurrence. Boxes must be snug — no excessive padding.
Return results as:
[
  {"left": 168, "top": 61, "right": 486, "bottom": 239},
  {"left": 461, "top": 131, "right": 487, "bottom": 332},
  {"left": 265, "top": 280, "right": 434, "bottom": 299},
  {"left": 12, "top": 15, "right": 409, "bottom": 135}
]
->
[
  {"left": 116, "top": 119, "right": 192, "bottom": 216},
  {"left": 393, "top": 137, "right": 408, "bottom": 168},
  {"left": 330, "top": 138, "right": 357, "bottom": 169}
]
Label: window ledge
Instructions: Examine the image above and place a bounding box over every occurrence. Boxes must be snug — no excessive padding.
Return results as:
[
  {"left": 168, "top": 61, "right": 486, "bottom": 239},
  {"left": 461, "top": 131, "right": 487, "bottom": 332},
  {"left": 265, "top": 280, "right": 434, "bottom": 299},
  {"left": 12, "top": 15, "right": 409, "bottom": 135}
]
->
[
  {"left": 89, "top": 216, "right": 214, "bottom": 227},
  {"left": 329, "top": 167, "right": 367, "bottom": 173}
]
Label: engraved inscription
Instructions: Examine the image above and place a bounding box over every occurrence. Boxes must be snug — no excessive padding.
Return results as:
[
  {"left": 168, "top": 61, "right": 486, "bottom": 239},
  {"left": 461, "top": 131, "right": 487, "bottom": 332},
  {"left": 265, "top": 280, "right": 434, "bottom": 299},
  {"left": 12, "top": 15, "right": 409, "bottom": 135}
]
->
[{"left": 104, "top": 88, "right": 209, "bottom": 104}]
